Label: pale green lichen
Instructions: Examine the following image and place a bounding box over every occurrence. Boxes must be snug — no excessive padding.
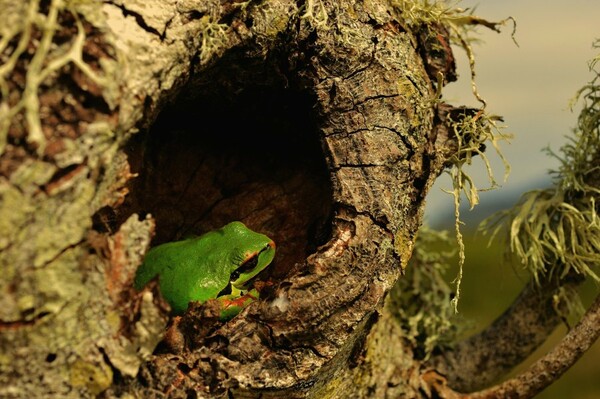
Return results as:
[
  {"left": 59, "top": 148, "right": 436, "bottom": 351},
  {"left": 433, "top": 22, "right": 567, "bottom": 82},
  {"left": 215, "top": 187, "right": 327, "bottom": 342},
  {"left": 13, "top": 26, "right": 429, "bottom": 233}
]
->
[
  {"left": 198, "top": 14, "right": 230, "bottom": 64},
  {"left": 553, "top": 284, "right": 585, "bottom": 327},
  {"left": 197, "top": 0, "right": 262, "bottom": 64},
  {"left": 388, "top": 0, "right": 514, "bottom": 311},
  {"left": 70, "top": 358, "right": 113, "bottom": 396},
  {"left": 0, "top": 0, "right": 109, "bottom": 155},
  {"left": 300, "top": 0, "right": 328, "bottom": 30},
  {"left": 390, "top": 226, "right": 461, "bottom": 359},
  {"left": 444, "top": 111, "right": 511, "bottom": 311},
  {"left": 483, "top": 40, "right": 600, "bottom": 287},
  {"left": 389, "top": 0, "right": 516, "bottom": 71}
]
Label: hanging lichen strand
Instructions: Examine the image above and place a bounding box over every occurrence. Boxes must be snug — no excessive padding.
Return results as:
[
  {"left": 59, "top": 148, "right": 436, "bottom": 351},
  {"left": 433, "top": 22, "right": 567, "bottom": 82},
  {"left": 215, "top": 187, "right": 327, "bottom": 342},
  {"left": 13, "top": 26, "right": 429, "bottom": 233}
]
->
[
  {"left": 389, "top": 0, "right": 515, "bottom": 311},
  {"left": 483, "top": 39, "right": 600, "bottom": 286}
]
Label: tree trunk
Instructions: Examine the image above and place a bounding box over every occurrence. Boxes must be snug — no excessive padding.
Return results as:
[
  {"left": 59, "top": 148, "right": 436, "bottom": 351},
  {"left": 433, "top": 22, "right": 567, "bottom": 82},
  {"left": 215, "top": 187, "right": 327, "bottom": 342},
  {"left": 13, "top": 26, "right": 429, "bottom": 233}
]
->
[{"left": 0, "top": 0, "right": 470, "bottom": 397}]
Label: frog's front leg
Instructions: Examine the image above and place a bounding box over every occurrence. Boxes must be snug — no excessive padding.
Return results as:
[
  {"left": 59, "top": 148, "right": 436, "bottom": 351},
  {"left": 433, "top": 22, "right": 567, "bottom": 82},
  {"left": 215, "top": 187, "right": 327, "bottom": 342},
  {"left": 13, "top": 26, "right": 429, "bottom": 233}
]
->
[{"left": 217, "top": 289, "right": 260, "bottom": 320}]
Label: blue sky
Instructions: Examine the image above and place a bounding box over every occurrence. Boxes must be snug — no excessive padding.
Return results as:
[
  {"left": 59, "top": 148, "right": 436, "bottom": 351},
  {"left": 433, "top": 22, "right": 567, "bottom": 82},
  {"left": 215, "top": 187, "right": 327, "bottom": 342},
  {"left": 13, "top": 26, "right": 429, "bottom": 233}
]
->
[{"left": 424, "top": 0, "right": 600, "bottom": 225}]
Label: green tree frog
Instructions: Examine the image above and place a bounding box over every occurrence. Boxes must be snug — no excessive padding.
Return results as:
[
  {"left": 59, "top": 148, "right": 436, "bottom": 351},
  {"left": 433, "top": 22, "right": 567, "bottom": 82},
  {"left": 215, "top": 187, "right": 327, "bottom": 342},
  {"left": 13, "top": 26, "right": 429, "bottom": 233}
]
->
[{"left": 134, "top": 221, "right": 275, "bottom": 319}]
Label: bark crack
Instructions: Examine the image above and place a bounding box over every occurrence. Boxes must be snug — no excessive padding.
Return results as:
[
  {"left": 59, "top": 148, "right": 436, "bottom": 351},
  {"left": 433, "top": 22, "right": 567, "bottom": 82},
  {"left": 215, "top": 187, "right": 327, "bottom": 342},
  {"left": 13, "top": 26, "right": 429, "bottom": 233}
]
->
[
  {"left": 334, "top": 163, "right": 391, "bottom": 168},
  {"left": 103, "top": 1, "right": 165, "bottom": 40},
  {"left": 373, "top": 124, "right": 415, "bottom": 155},
  {"left": 334, "top": 202, "right": 392, "bottom": 234},
  {"left": 353, "top": 93, "right": 400, "bottom": 109},
  {"left": 0, "top": 311, "right": 51, "bottom": 330},
  {"left": 341, "top": 40, "right": 378, "bottom": 81},
  {"left": 39, "top": 238, "right": 86, "bottom": 269}
]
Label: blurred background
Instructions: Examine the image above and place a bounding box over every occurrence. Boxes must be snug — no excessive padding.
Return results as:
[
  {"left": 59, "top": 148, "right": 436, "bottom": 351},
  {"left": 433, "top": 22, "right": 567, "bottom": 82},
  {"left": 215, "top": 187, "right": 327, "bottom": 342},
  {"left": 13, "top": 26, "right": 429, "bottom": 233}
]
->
[{"left": 423, "top": 1, "right": 600, "bottom": 397}]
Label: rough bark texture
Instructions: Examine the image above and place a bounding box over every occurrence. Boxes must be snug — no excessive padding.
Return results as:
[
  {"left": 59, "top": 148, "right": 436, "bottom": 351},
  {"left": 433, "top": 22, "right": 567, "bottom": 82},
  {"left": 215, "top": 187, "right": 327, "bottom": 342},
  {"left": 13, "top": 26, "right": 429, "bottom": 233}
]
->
[{"left": 1, "top": 0, "right": 580, "bottom": 398}]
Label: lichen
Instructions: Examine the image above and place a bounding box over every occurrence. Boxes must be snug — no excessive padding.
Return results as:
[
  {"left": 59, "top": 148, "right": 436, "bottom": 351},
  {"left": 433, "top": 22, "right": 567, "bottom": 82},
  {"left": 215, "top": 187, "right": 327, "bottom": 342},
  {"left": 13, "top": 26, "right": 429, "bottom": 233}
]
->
[
  {"left": 198, "top": 14, "right": 230, "bottom": 64},
  {"left": 444, "top": 110, "right": 511, "bottom": 311},
  {"left": 388, "top": 0, "right": 514, "bottom": 311},
  {"left": 300, "top": 0, "right": 328, "bottom": 30},
  {"left": 70, "top": 358, "right": 113, "bottom": 396},
  {"left": 390, "top": 226, "right": 461, "bottom": 360},
  {"left": 0, "top": 0, "right": 110, "bottom": 155},
  {"left": 482, "top": 40, "right": 600, "bottom": 288},
  {"left": 389, "top": 0, "right": 517, "bottom": 82}
]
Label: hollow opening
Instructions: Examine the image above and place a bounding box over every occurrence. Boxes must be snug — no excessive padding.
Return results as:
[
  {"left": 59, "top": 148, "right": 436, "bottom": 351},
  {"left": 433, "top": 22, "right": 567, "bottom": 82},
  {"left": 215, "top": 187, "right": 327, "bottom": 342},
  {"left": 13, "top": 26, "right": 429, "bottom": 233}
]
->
[{"left": 118, "top": 84, "right": 332, "bottom": 279}]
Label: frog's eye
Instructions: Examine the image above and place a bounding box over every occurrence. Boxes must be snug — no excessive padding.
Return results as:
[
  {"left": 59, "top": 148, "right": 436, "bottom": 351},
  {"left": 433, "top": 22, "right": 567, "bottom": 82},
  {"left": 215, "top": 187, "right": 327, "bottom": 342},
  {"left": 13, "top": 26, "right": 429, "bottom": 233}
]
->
[
  {"left": 230, "top": 269, "right": 240, "bottom": 281},
  {"left": 264, "top": 241, "right": 275, "bottom": 251},
  {"left": 231, "top": 255, "right": 259, "bottom": 281}
]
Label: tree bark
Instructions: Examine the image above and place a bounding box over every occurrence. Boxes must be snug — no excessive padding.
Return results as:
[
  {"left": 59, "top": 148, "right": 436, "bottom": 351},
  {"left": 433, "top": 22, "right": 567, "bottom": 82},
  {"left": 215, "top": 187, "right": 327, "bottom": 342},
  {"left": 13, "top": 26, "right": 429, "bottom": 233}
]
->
[{"left": 0, "top": 0, "right": 552, "bottom": 398}]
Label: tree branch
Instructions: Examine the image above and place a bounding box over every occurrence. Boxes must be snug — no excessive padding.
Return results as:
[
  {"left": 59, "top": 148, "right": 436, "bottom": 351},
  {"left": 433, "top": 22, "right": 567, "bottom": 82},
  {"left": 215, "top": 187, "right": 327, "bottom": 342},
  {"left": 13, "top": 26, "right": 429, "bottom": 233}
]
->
[
  {"left": 464, "top": 292, "right": 600, "bottom": 399},
  {"left": 430, "top": 275, "right": 583, "bottom": 392}
]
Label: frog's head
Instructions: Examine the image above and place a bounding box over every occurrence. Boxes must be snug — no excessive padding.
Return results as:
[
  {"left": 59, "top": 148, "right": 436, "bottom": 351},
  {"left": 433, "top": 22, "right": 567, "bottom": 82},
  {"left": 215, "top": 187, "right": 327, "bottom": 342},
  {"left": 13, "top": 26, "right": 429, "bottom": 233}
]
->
[
  {"left": 230, "top": 240, "right": 275, "bottom": 290},
  {"left": 223, "top": 222, "right": 276, "bottom": 291}
]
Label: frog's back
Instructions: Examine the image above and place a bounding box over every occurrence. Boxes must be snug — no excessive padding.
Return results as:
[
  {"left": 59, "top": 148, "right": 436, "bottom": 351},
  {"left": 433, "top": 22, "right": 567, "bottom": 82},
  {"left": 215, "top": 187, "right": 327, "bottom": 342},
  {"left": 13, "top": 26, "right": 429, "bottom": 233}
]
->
[
  {"left": 134, "top": 232, "right": 235, "bottom": 313},
  {"left": 134, "top": 239, "right": 193, "bottom": 290}
]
